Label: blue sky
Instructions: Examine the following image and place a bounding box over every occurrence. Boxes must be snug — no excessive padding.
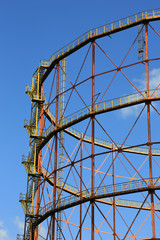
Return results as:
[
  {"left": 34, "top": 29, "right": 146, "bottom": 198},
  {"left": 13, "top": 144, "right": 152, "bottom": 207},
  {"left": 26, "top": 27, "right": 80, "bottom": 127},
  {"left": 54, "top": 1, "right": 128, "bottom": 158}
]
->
[{"left": 1, "top": 1, "right": 160, "bottom": 239}]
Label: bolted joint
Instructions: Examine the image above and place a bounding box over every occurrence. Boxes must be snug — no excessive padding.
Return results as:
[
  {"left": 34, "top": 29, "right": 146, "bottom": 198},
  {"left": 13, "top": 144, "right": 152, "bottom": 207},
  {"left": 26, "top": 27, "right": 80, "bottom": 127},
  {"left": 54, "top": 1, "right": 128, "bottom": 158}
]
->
[
  {"left": 146, "top": 141, "right": 152, "bottom": 146},
  {"left": 71, "top": 161, "right": 74, "bottom": 166},
  {"left": 148, "top": 188, "right": 155, "bottom": 194},
  {"left": 145, "top": 100, "right": 151, "bottom": 105},
  {"left": 118, "top": 147, "right": 122, "bottom": 153}
]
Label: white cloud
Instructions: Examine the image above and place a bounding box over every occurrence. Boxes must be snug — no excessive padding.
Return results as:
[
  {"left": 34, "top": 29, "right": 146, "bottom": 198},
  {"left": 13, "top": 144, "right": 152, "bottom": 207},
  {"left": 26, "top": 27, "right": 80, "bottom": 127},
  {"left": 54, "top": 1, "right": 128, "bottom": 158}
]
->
[
  {"left": 14, "top": 216, "right": 47, "bottom": 238},
  {"left": 0, "top": 222, "right": 9, "bottom": 240},
  {"left": 0, "top": 221, "right": 4, "bottom": 227},
  {"left": 149, "top": 68, "right": 160, "bottom": 89},
  {"left": 39, "top": 225, "right": 47, "bottom": 238},
  {"left": 14, "top": 216, "right": 24, "bottom": 232},
  {"left": 120, "top": 67, "right": 160, "bottom": 118},
  {"left": 120, "top": 105, "right": 140, "bottom": 118},
  {"left": 0, "top": 229, "right": 9, "bottom": 240},
  {"left": 134, "top": 67, "right": 160, "bottom": 90}
]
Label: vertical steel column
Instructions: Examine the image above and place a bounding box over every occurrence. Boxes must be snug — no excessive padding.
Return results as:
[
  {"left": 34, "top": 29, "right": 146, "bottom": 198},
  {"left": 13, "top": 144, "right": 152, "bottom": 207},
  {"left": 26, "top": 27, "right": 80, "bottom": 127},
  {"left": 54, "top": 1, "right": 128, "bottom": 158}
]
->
[
  {"left": 57, "top": 58, "right": 66, "bottom": 240},
  {"left": 34, "top": 113, "right": 43, "bottom": 239},
  {"left": 80, "top": 133, "right": 83, "bottom": 240},
  {"left": 145, "top": 23, "right": 155, "bottom": 238},
  {"left": 112, "top": 143, "right": 116, "bottom": 240},
  {"left": 91, "top": 36, "right": 95, "bottom": 240},
  {"left": 34, "top": 74, "right": 43, "bottom": 240},
  {"left": 52, "top": 63, "right": 59, "bottom": 240}
]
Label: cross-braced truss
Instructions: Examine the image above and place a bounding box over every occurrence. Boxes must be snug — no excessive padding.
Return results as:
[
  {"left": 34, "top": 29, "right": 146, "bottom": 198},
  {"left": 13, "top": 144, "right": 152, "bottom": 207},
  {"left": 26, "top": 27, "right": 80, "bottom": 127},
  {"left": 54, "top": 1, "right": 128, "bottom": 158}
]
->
[{"left": 18, "top": 9, "right": 160, "bottom": 240}]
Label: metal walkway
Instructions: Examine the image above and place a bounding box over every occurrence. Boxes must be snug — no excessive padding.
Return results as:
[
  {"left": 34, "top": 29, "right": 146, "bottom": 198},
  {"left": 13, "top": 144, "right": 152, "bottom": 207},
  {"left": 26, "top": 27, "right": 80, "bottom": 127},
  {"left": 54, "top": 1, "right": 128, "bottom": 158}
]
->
[
  {"left": 20, "top": 8, "right": 160, "bottom": 240},
  {"left": 36, "top": 9, "right": 160, "bottom": 85},
  {"left": 42, "top": 106, "right": 160, "bottom": 156},
  {"left": 32, "top": 89, "right": 160, "bottom": 150},
  {"left": 20, "top": 160, "right": 160, "bottom": 214},
  {"left": 29, "top": 178, "right": 160, "bottom": 226}
]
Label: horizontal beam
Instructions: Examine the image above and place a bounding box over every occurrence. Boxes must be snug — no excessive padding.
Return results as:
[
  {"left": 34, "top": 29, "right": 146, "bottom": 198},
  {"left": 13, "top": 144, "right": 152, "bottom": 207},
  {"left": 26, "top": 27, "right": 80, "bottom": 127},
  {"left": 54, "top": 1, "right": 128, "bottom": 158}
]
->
[
  {"left": 31, "top": 178, "right": 160, "bottom": 226},
  {"left": 34, "top": 9, "right": 160, "bottom": 85},
  {"left": 39, "top": 90, "right": 160, "bottom": 150}
]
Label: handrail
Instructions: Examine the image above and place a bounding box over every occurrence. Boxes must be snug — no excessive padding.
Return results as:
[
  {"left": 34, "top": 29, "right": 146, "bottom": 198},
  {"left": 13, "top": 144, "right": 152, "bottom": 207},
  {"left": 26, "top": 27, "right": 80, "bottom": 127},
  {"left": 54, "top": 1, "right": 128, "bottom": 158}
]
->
[
  {"left": 99, "top": 197, "right": 160, "bottom": 210},
  {"left": 41, "top": 166, "right": 78, "bottom": 193},
  {"left": 27, "top": 178, "right": 160, "bottom": 217},
  {"left": 44, "top": 110, "right": 160, "bottom": 156},
  {"left": 16, "top": 234, "right": 23, "bottom": 240},
  {"left": 58, "top": 89, "right": 159, "bottom": 127},
  {"left": 24, "top": 89, "right": 160, "bottom": 154},
  {"left": 17, "top": 234, "right": 45, "bottom": 240},
  {"left": 43, "top": 89, "right": 160, "bottom": 139},
  {"left": 39, "top": 9, "right": 160, "bottom": 69}
]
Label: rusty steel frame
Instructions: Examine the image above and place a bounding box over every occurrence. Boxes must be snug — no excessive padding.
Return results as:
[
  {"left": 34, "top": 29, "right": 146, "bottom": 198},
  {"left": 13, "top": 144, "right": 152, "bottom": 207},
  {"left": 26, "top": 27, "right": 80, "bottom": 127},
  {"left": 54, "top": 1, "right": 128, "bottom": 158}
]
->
[{"left": 21, "top": 12, "right": 160, "bottom": 240}]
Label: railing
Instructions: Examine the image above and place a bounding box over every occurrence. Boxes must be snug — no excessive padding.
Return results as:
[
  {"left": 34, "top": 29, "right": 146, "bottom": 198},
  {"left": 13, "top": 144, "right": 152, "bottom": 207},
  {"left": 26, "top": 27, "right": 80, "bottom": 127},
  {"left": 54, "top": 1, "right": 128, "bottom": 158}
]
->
[
  {"left": 25, "top": 85, "right": 32, "bottom": 93},
  {"left": 42, "top": 90, "right": 160, "bottom": 155},
  {"left": 22, "top": 155, "right": 33, "bottom": 165},
  {"left": 44, "top": 106, "right": 55, "bottom": 121},
  {"left": 24, "top": 89, "right": 160, "bottom": 154},
  {"left": 17, "top": 234, "right": 45, "bottom": 240},
  {"left": 16, "top": 234, "right": 24, "bottom": 240},
  {"left": 100, "top": 197, "right": 160, "bottom": 210},
  {"left": 24, "top": 119, "right": 46, "bottom": 138},
  {"left": 25, "top": 85, "right": 44, "bottom": 102},
  {"left": 26, "top": 178, "right": 160, "bottom": 216},
  {"left": 39, "top": 9, "right": 160, "bottom": 68},
  {"left": 19, "top": 193, "right": 26, "bottom": 202},
  {"left": 68, "top": 126, "right": 160, "bottom": 154},
  {"left": 22, "top": 155, "right": 28, "bottom": 163},
  {"left": 19, "top": 193, "right": 32, "bottom": 203},
  {"left": 24, "top": 119, "right": 30, "bottom": 128},
  {"left": 45, "top": 89, "right": 160, "bottom": 136},
  {"left": 41, "top": 166, "right": 54, "bottom": 180},
  {"left": 42, "top": 167, "right": 78, "bottom": 193}
]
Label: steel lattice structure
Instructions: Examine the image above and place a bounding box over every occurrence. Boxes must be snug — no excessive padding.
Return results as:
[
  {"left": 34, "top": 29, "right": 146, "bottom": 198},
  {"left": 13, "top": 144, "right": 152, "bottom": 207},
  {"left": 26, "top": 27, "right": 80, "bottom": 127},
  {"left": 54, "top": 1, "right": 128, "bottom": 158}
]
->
[{"left": 18, "top": 9, "right": 160, "bottom": 240}]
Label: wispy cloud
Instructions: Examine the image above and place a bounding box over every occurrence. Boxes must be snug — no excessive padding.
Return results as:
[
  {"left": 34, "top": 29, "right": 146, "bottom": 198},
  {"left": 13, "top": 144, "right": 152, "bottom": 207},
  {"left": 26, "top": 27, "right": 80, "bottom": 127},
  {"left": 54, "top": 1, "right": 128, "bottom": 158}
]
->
[
  {"left": 14, "top": 216, "right": 46, "bottom": 238},
  {"left": 134, "top": 67, "right": 160, "bottom": 90},
  {"left": 120, "top": 67, "right": 160, "bottom": 118},
  {"left": 149, "top": 68, "right": 160, "bottom": 89},
  {"left": 0, "top": 221, "right": 9, "bottom": 240},
  {"left": 120, "top": 105, "right": 140, "bottom": 118},
  {"left": 0, "top": 229, "right": 9, "bottom": 240},
  {"left": 39, "top": 225, "right": 47, "bottom": 238},
  {"left": 0, "top": 222, "right": 4, "bottom": 227},
  {"left": 14, "top": 216, "right": 24, "bottom": 232}
]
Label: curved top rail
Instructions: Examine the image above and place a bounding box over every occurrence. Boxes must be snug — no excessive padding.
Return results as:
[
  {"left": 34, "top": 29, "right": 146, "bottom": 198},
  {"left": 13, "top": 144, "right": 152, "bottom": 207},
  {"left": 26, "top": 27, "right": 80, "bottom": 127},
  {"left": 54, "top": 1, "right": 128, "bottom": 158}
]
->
[
  {"left": 39, "top": 89, "right": 160, "bottom": 150},
  {"left": 36, "top": 9, "right": 160, "bottom": 83},
  {"left": 44, "top": 100, "right": 160, "bottom": 156},
  {"left": 56, "top": 89, "right": 159, "bottom": 127},
  {"left": 42, "top": 178, "right": 160, "bottom": 214},
  {"left": 31, "top": 178, "right": 160, "bottom": 226}
]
